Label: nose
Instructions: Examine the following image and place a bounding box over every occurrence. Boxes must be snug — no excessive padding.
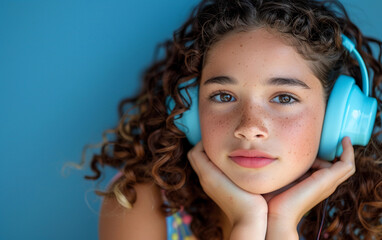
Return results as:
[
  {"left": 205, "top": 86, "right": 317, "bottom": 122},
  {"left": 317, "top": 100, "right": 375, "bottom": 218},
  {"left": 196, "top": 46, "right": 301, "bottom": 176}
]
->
[{"left": 234, "top": 104, "right": 269, "bottom": 141}]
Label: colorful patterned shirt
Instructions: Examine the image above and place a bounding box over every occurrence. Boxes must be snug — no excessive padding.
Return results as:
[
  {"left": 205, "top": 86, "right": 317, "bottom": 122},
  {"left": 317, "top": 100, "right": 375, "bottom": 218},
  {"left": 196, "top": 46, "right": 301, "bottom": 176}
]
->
[
  {"left": 108, "top": 172, "right": 196, "bottom": 239},
  {"left": 165, "top": 207, "right": 196, "bottom": 240}
]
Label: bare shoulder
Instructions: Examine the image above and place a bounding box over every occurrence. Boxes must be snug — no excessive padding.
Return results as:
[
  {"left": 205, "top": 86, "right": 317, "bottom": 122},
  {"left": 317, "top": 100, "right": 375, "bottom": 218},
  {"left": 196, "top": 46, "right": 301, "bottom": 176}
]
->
[{"left": 99, "top": 183, "right": 167, "bottom": 240}]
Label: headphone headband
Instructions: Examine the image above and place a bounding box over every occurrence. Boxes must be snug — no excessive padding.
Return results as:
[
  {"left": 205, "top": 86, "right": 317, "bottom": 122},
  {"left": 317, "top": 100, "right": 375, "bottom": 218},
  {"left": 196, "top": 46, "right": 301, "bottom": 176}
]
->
[{"left": 341, "top": 34, "right": 370, "bottom": 96}]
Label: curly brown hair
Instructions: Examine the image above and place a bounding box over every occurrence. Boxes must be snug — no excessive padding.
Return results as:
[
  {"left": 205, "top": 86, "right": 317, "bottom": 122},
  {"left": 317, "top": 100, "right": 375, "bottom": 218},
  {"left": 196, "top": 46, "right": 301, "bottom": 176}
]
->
[{"left": 85, "top": 0, "right": 382, "bottom": 239}]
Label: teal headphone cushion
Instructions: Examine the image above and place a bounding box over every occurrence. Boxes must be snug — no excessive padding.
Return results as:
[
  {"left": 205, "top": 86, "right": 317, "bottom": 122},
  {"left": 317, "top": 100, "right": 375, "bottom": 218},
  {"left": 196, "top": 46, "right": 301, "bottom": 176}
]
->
[{"left": 318, "top": 75, "right": 377, "bottom": 160}]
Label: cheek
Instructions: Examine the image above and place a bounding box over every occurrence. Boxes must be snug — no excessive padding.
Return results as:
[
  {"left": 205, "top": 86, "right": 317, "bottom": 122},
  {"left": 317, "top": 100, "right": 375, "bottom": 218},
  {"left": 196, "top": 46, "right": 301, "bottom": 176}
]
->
[
  {"left": 276, "top": 108, "right": 324, "bottom": 160},
  {"left": 199, "top": 106, "right": 233, "bottom": 155}
]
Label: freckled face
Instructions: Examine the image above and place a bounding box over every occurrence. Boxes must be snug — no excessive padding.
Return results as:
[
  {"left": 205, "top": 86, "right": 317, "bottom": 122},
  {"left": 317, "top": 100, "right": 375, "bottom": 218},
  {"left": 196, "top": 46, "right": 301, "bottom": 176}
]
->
[{"left": 199, "top": 28, "right": 326, "bottom": 194}]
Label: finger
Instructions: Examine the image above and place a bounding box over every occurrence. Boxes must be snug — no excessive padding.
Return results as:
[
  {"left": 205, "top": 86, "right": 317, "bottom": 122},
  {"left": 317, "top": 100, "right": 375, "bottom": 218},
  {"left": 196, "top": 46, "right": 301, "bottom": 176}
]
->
[
  {"left": 187, "top": 142, "right": 213, "bottom": 168},
  {"left": 288, "top": 138, "right": 354, "bottom": 198},
  {"left": 268, "top": 137, "right": 356, "bottom": 222},
  {"left": 340, "top": 136, "right": 354, "bottom": 164},
  {"left": 187, "top": 141, "right": 224, "bottom": 181},
  {"left": 187, "top": 141, "right": 206, "bottom": 174},
  {"left": 311, "top": 158, "right": 332, "bottom": 169},
  {"left": 332, "top": 136, "right": 355, "bottom": 183},
  {"left": 312, "top": 137, "right": 355, "bottom": 191},
  {"left": 329, "top": 137, "right": 355, "bottom": 176}
]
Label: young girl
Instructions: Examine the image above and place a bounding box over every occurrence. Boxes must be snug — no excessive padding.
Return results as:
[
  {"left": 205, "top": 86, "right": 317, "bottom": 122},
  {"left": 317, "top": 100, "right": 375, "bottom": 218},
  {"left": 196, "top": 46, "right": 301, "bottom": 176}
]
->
[{"left": 85, "top": 0, "right": 382, "bottom": 239}]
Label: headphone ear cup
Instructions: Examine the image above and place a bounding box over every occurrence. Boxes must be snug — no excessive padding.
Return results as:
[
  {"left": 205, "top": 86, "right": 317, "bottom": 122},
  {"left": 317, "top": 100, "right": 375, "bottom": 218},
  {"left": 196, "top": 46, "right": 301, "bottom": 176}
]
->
[
  {"left": 166, "top": 79, "right": 201, "bottom": 145},
  {"left": 318, "top": 75, "right": 377, "bottom": 160}
]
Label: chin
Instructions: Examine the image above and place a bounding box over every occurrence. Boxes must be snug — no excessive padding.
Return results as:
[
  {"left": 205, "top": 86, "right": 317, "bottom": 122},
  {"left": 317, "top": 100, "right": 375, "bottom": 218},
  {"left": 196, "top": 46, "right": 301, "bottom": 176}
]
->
[
  {"left": 232, "top": 175, "right": 296, "bottom": 196},
  {"left": 235, "top": 182, "right": 282, "bottom": 195}
]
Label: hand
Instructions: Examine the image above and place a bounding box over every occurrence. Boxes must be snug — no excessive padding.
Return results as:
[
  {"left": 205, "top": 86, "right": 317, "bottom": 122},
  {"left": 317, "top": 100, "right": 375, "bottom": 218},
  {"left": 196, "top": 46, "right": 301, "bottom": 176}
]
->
[
  {"left": 188, "top": 141, "right": 268, "bottom": 239},
  {"left": 265, "top": 137, "right": 356, "bottom": 239}
]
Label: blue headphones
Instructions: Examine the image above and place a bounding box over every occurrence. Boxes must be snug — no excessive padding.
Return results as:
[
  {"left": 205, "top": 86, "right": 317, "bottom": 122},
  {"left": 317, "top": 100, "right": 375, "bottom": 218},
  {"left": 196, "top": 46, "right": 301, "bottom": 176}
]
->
[{"left": 167, "top": 34, "right": 377, "bottom": 161}]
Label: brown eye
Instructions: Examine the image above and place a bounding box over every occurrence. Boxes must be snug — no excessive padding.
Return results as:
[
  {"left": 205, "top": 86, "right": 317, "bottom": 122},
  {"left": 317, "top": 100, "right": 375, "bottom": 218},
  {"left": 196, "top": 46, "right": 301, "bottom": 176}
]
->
[
  {"left": 211, "top": 92, "right": 236, "bottom": 103},
  {"left": 271, "top": 94, "right": 297, "bottom": 104},
  {"left": 279, "top": 95, "right": 291, "bottom": 103}
]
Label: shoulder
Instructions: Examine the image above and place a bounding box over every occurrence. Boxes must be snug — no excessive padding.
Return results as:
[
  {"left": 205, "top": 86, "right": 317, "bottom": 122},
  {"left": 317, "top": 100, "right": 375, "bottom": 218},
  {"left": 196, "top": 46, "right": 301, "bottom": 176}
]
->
[{"left": 99, "top": 182, "right": 167, "bottom": 240}]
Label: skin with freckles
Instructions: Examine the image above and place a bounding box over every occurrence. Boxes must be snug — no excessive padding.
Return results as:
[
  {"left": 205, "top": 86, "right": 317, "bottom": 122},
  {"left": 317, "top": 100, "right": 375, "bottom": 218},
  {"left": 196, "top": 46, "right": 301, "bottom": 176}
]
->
[{"left": 199, "top": 28, "right": 326, "bottom": 194}]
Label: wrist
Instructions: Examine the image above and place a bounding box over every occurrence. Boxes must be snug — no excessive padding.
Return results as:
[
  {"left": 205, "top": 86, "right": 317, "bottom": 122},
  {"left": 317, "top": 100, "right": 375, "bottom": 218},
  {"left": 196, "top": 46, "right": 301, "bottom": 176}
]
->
[
  {"left": 266, "top": 217, "right": 299, "bottom": 240},
  {"left": 230, "top": 212, "right": 268, "bottom": 240}
]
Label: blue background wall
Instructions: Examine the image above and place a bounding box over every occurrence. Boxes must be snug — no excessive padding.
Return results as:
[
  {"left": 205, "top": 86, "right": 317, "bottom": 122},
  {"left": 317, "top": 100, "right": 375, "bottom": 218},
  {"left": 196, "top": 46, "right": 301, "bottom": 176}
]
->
[{"left": 0, "top": 0, "right": 381, "bottom": 239}]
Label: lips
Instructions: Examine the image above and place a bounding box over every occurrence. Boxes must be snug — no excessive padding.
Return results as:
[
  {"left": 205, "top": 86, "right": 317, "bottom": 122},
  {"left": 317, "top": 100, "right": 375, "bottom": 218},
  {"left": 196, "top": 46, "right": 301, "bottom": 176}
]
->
[{"left": 229, "top": 149, "right": 277, "bottom": 168}]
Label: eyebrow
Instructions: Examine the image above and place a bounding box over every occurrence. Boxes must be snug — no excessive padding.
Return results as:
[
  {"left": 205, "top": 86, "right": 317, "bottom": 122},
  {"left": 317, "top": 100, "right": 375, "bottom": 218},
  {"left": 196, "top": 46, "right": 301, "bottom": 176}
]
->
[
  {"left": 203, "top": 75, "right": 310, "bottom": 89},
  {"left": 268, "top": 77, "right": 310, "bottom": 89},
  {"left": 203, "top": 76, "right": 237, "bottom": 85}
]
